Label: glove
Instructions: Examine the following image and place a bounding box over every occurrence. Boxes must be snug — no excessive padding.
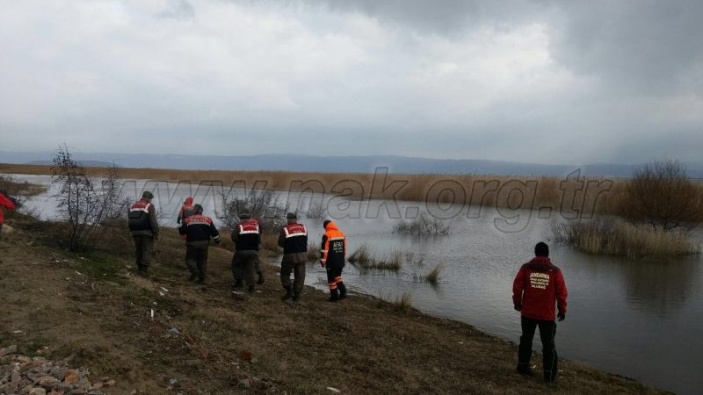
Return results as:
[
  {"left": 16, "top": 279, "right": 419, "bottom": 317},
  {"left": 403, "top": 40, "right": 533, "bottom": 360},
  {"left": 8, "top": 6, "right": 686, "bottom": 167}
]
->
[
  {"left": 557, "top": 312, "right": 566, "bottom": 321},
  {"left": 514, "top": 304, "right": 521, "bottom": 312},
  {"left": 319, "top": 259, "right": 325, "bottom": 268}
]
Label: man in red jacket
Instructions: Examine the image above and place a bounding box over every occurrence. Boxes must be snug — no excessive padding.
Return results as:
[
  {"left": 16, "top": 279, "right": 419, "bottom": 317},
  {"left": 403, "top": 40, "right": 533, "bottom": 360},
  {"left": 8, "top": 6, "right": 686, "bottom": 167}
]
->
[{"left": 512, "top": 242, "right": 568, "bottom": 385}]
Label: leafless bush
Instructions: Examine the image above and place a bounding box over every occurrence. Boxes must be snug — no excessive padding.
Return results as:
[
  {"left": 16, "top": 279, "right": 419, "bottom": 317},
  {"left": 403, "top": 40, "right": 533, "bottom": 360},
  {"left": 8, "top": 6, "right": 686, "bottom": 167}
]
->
[
  {"left": 217, "top": 188, "right": 291, "bottom": 233},
  {"left": 394, "top": 213, "right": 450, "bottom": 236},
  {"left": 621, "top": 160, "right": 703, "bottom": 231},
  {"left": 51, "top": 145, "right": 129, "bottom": 251},
  {"left": 305, "top": 201, "right": 326, "bottom": 219}
]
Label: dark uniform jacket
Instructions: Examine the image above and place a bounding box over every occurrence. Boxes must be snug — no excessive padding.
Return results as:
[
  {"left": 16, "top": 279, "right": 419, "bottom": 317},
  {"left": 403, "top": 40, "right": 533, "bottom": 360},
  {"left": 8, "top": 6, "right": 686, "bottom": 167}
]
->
[
  {"left": 179, "top": 214, "right": 221, "bottom": 247},
  {"left": 278, "top": 222, "right": 308, "bottom": 255},
  {"left": 128, "top": 198, "right": 159, "bottom": 237},
  {"left": 321, "top": 221, "right": 346, "bottom": 268},
  {"left": 231, "top": 219, "right": 261, "bottom": 251}
]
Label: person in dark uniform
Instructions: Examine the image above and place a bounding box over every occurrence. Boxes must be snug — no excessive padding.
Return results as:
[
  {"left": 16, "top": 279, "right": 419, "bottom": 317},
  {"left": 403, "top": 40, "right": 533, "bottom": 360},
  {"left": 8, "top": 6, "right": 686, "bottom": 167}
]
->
[
  {"left": 179, "top": 204, "right": 221, "bottom": 284},
  {"left": 231, "top": 212, "right": 263, "bottom": 294},
  {"left": 278, "top": 212, "right": 307, "bottom": 301},
  {"left": 127, "top": 191, "right": 159, "bottom": 276}
]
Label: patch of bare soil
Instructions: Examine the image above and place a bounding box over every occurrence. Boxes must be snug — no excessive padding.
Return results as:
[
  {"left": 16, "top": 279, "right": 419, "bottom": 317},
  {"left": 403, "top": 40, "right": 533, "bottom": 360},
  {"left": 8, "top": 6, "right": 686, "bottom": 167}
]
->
[{"left": 0, "top": 223, "right": 669, "bottom": 394}]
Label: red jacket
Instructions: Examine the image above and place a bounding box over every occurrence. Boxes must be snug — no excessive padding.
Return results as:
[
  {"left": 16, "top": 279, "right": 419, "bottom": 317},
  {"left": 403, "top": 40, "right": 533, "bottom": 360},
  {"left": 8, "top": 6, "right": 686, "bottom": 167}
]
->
[
  {"left": 512, "top": 256, "right": 568, "bottom": 321},
  {"left": 0, "top": 192, "right": 16, "bottom": 224}
]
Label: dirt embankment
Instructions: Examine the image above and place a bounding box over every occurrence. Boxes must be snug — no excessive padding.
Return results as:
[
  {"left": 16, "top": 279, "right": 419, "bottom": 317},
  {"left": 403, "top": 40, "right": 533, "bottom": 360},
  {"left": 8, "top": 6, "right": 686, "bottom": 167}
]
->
[{"left": 0, "top": 220, "right": 668, "bottom": 394}]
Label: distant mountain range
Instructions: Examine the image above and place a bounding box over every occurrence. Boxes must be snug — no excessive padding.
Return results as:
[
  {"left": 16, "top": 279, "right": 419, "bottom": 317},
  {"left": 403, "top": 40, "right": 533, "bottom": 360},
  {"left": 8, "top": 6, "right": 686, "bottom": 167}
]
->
[{"left": 2, "top": 150, "right": 703, "bottom": 178}]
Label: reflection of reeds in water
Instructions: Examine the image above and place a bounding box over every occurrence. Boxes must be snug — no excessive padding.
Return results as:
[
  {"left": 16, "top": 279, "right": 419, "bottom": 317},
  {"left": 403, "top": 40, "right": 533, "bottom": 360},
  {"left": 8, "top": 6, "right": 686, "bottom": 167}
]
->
[{"left": 552, "top": 217, "right": 701, "bottom": 259}]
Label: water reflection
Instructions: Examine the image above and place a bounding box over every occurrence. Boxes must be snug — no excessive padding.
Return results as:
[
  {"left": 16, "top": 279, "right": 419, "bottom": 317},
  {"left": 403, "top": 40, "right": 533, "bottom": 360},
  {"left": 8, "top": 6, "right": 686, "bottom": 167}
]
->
[{"left": 620, "top": 258, "right": 700, "bottom": 317}]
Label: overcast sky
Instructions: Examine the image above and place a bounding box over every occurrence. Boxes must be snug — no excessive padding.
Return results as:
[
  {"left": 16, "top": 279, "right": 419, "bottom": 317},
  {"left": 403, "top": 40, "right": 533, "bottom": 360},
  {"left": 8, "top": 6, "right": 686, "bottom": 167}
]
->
[{"left": 1, "top": 0, "right": 702, "bottom": 165}]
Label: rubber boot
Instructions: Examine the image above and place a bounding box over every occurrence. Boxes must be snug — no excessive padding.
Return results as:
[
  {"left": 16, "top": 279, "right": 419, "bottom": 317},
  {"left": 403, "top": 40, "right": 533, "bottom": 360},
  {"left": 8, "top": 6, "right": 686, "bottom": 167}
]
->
[
  {"left": 338, "top": 282, "right": 347, "bottom": 300},
  {"left": 328, "top": 289, "right": 340, "bottom": 302},
  {"left": 138, "top": 265, "right": 148, "bottom": 277},
  {"left": 248, "top": 285, "right": 255, "bottom": 294},
  {"left": 256, "top": 272, "right": 265, "bottom": 285},
  {"left": 281, "top": 286, "right": 294, "bottom": 301},
  {"left": 232, "top": 279, "right": 243, "bottom": 289}
]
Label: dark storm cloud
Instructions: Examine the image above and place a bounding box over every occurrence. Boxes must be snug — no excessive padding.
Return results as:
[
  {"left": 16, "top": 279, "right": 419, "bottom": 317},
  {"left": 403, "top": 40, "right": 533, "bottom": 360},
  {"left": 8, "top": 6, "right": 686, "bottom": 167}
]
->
[{"left": 547, "top": 0, "right": 703, "bottom": 96}]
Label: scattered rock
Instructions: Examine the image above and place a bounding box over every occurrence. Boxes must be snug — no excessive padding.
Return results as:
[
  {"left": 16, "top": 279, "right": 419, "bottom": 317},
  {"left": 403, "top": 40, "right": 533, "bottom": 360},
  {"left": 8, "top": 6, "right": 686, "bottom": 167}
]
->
[{"left": 0, "top": 346, "right": 115, "bottom": 394}]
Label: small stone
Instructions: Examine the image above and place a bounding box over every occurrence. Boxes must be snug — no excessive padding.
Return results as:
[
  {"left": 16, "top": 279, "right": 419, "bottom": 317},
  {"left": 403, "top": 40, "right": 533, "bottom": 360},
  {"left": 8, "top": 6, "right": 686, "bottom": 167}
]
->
[
  {"left": 103, "top": 379, "right": 116, "bottom": 387},
  {"left": 38, "top": 376, "right": 61, "bottom": 387},
  {"left": 0, "top": 345, "right": 18, "bottom": 357},
  {"left": 238, "top": 379, "right": 251, "bottom": 389},
  {"left": 64, "top": 369, "right": 80, "bottom": 384},
  {"left": 29, "top": 388, "right": 47, "bottom": 395}
]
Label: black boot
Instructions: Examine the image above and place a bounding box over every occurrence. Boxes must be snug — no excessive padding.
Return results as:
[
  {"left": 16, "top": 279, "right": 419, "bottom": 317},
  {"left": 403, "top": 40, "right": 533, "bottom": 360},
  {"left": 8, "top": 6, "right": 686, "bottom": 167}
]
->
[
  {"left": 338, "top": 282, "right": 347, "bottom": 300},
  {"left": 138, "top": 265, "right": 148, "bottom": 277},
  {"left": 328, "top": 289, "right": 340, "bottom": 302},
  {"left": 281, "top": 286, "right": 293, "bottom": 301},
  {"left": 248, "top": 285, "right": 255, "bottom": 294},
  {"left": 232, "top": 279, "right": 243, "bottom": 289},
  {"left": 189, "top": 269, "right": 198, "bottom": 282},
  {"left": 256, "top": 272, "right": 265, "bottom": 285}
]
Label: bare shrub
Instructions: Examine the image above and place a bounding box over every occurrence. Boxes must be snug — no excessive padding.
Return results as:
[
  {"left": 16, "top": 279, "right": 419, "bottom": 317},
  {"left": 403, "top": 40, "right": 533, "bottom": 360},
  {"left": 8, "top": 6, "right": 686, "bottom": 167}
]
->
[
  {"left": 305, "top": 201, "right": 326, "bottom": 219},
  {"left": 621, "top": 160, "right": 703, "bottom": 231},
  {"left": 50, "top": 145, "right": 129, "bottom": 251},
  {"left": 394, "top": 213, "right": 450, "bottom": 236},
  {"left": 217, "top": 188, "right": 290, "bottom": 233}
]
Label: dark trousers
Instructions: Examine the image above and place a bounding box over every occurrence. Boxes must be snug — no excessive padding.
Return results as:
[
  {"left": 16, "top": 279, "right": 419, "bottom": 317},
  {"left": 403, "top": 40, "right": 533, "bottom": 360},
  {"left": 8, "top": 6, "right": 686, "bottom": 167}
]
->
[
  {"left": 518, "top": 316, "right": 558, "bottom": 382},
  {"left": 326, "top": 265, "right": 346, "bottom": 299},
  {"left": 133, "top": 236, "right": 154, "bottom": 268},
  {"left": 280, "top": 252, "right": 306, "bottom": 295},
  {"left": 186, "top": 244, "right": 209, "bottom": 282},
  {"left": 232, "top": 250, "right": 259, "bottom": 286}
]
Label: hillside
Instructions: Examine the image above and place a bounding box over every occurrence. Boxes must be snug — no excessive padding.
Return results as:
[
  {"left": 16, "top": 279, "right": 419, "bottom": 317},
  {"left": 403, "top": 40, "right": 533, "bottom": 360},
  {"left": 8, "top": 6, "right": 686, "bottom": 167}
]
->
[{"left": 0, "top": 216, "right": 668, "bottom": 394}]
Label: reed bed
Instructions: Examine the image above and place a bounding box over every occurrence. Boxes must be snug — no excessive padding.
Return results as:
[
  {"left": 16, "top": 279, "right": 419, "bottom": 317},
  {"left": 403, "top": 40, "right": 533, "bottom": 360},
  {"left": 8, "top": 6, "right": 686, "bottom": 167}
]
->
[
  {"left": 348, "top": 245, "right": 402, "bottom": 272},
  {"left": 0, "top": 163, "right": 649, "bottom": 217},
  {"left": 394, "top": 213, "right": 450, "bottom": 236},
  {"left": 552, "top": 217, "right": 701, "bottom": 259}
]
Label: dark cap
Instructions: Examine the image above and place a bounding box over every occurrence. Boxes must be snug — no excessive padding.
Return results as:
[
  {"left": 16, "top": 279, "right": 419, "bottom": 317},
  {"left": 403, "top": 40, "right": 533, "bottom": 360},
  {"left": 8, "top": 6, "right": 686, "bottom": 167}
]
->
[
  {"left": 239, "top": 212, "right": 251, "bottom": 220},
  {"left": 286, "top": 212, "right": 297, "bottom": 220},
  {"left": 535, "top": 242, "right": 549, "bottom": 257},
  {"left": 323, "top": 220, "right": 331, "bottom": 229},
  {"left": 193, "top": 204, "right": 204, "bottom": 213},
  {"left": 142, "top": 191, "right": 154, "bottom": 199}
]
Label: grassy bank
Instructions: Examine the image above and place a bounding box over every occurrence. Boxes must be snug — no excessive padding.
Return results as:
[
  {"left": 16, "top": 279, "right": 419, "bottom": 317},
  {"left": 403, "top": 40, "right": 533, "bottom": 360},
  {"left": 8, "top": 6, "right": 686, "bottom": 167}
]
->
[{"left": 0, "top": 216, "right": 668, "bottom": 394}]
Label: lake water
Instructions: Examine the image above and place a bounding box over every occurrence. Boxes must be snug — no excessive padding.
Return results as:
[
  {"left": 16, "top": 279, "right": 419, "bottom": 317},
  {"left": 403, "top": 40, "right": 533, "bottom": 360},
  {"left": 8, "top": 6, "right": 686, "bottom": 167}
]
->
[{"left": 12, "top": 175, "right": 703, "bottom": 394}]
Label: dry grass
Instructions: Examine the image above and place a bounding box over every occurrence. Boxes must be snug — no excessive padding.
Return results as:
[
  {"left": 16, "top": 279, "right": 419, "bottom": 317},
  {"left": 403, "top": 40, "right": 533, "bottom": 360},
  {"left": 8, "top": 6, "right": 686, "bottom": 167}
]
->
[
  {"left": 348, "top": 245, "right": 402, "bottom": 272},
  {"left": 425, "top": 265, "right": 443, "bottom": 285},
  {"left": 552, "top": 217, "right": 701, "bottom": 259}
]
